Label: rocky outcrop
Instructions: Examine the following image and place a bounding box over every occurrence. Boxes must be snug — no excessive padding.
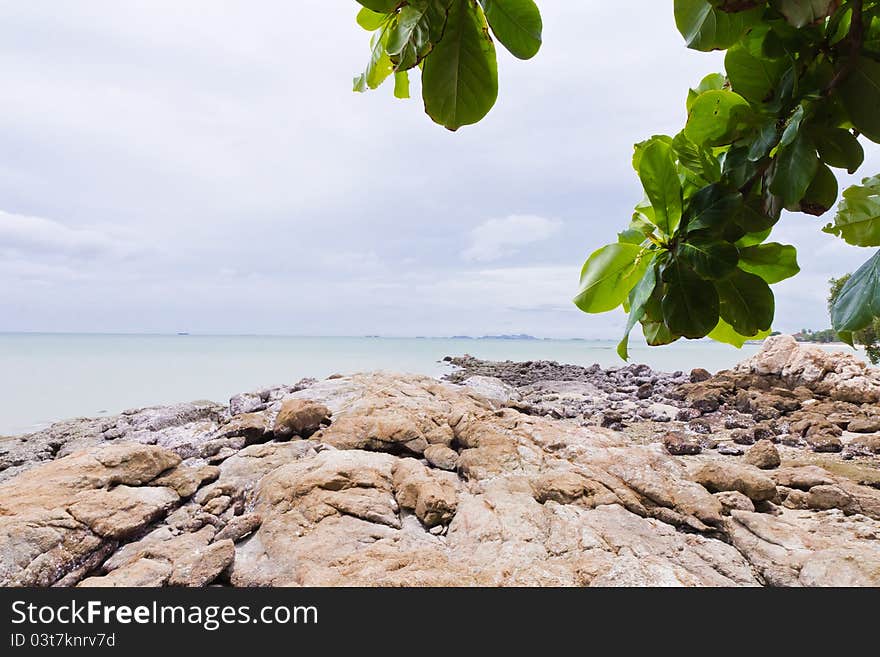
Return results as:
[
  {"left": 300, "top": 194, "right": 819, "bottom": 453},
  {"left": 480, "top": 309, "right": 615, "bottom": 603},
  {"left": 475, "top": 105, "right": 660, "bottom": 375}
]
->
[{"left": 0, "top": 348, "right": 878, "bottom": 587}]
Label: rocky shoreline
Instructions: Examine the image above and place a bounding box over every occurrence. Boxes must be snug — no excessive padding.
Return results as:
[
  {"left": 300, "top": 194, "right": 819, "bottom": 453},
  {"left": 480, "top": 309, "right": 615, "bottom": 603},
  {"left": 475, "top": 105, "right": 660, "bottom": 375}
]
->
[{"left": 1, "top": 335, "right": 878, "bottom": 587}]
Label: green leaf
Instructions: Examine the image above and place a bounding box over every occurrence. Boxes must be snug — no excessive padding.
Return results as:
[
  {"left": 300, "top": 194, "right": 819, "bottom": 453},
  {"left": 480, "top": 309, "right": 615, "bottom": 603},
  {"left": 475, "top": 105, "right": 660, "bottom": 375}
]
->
[
  {"left": 725, "top": 43, "right": 786, "bottom": 103},
  {"left": 422, "top": 0, "right": 498, "bottom": 130},
  {"left": 638, "top": 139, "right": 683, "bottom": 236},
  {"left": 386, "top": 1, "right": 448, "bottom": 70},
  {"left": 357, "top": 8, "right": 389, "bottom": 31},
  {"left": 674, "top": 0, "right": 760, "bottom": 51},
  {"left": 632, "top": 134, "right": 673, "bottom": 172},
  {"left": 676, "top": 237, "right": 739, "bottom": 280},
  {"left": 685, "top": 90, "right": 752, "bottom": 147},
  {"left": 748, "top": 120, "right": 779, "bottom": 162},
  {"left": 574, "top": 244, "right": 653, "bottom": 314},
  {"left": 686, "top": 73, "right": 726, "bottom": 112},
  {"left": 737, "top": 243, "right": 800, "bottom": 283},
  {"left": 799, "top": 163, "right": 838, "bottom": 216},
  {"left": 839, "top": 56, "right": 880, "bottom": 144},
  {"left": 356, "top": 0, "right": 400, "bottom": 12},
  {"left": 479, "top": 0, "right": 542, "bottom": 60},
  {"left": 394, "top": 70, "right": 410, "bottom": 98},
  {"left": 684, "top": 184, "right": 743, "bottom": 233},
  {"left": 618, "top": 228, "right": 647, "bottom": 245},
  {"left": 736, "top": 227, "right": 772, "bottom": 247},
  {"left": 354, "top": 24, "right": 396, "bottom": 92},
  {"left": 708, "top": 318, "right": 772, "bottom": 348},
  {"left": 771, "top": 0, "right": 837, "bottom": 28},
  {"left": 830, "top": 250, "right": 880, "bottom": 332},
  {"left": 814, "top": 128, "right": 864, "bottom": 173},
  {"left": 778, "top": 105, "right": 805, "bottom": 149},
  {"left": 770, "top": 133, "right": 819, "bottom": 206},
  {"left": 618, "top": 265, "right": 658, "bottom": 360},
  {"left": 823, "top": 176, "right": 880, "bottom": 246},
  {"left": 661, "top": 260, "right": 720, "bottom": 338},
  {"left": 715, "top": 268, "right": 774, "bottom": 336}
]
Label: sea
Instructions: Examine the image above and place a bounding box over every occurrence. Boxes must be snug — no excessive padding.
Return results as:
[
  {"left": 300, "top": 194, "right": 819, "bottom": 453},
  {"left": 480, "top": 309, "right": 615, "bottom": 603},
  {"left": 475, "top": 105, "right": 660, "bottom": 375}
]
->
[{"left": 0, "top": 333, "right": 866, "bottom": 436}]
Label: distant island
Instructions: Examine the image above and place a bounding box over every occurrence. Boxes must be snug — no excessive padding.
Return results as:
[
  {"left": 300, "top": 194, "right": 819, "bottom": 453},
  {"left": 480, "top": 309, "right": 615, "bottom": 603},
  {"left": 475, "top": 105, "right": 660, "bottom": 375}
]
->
[{"left": 792, "top": 328, "right": 841, "bottom": 344}]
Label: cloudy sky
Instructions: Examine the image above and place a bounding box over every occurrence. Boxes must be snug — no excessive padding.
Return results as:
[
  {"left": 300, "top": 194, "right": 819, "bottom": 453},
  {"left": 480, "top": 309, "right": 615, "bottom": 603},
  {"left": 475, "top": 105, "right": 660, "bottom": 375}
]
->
[{"left": 0, "top": 1, "right": 874, "bottom": 339}]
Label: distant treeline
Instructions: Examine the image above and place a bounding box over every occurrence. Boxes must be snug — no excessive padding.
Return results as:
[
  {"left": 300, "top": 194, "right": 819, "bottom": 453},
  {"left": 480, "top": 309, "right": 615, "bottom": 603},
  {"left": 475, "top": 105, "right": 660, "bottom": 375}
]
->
[{"left": 792, "top": 329, "right": 840, "bottom": 344}]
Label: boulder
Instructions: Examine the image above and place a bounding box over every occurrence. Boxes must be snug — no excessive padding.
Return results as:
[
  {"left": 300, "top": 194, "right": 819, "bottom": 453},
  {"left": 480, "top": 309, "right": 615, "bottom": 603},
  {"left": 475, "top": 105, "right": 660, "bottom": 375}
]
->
[
  {"left": 692, "top": 462, "right": 777, "bottom": 502},
  {"left": 423, "top": 444, "right": 459, "bottom": 471},
  {"left": 273, "top": 399, "right": 331, "bottom": 439},
  {"left": 662, "top": 432, "right": 702, "bottom": 456},
  {"left": 744, "top": 440, "right": 780, "bottom": 470}
]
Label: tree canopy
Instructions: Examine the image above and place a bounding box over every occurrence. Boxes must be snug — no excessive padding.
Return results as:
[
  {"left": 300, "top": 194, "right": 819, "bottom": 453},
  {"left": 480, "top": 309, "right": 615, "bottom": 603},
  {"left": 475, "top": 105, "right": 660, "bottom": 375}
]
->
[{"left": 351, "top": 0, "right": 880, "bottom": 357}]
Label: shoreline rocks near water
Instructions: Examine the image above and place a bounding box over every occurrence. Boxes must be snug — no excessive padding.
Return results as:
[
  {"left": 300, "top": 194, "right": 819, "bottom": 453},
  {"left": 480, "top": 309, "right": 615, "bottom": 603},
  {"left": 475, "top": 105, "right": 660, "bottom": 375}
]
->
[{"left": 0, "top": 335, "right": 878, "bottom": 587}]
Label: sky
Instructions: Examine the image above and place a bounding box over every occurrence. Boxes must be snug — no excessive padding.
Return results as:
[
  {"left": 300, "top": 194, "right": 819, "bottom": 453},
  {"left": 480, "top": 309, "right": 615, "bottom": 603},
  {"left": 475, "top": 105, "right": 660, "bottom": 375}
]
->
[{"left": 0, "top": 1, "right": 874, "bottom": 339}]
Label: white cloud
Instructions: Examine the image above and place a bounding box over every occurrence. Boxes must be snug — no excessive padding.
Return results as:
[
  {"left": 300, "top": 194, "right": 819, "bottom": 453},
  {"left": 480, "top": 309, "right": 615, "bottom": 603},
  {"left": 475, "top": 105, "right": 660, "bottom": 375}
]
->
[
  {"left": 462, "top": 215, "right": 563, "bottom": 262},
  {"left": 0, "top": 210, "right": 140, "bottom": 260}
]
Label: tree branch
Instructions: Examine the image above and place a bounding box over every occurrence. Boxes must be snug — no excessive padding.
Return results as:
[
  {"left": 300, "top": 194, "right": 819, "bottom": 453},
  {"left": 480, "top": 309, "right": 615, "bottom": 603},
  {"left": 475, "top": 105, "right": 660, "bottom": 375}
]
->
[{"left": 825, "top": 0, "right": 865, "bottom": 95}]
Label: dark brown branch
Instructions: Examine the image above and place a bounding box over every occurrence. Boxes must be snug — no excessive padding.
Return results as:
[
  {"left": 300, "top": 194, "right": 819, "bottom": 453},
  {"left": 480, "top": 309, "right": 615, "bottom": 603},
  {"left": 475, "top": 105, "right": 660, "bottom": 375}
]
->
[{"left": 825, "top": 0, "right": 865, "bottom": 95}]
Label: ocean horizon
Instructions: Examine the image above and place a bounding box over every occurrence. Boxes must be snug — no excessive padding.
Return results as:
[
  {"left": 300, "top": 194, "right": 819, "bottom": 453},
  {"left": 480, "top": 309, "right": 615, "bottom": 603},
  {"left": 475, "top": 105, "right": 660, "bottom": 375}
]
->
[{"left": 0, "top": 332, "right": 865, "bottom": 436}]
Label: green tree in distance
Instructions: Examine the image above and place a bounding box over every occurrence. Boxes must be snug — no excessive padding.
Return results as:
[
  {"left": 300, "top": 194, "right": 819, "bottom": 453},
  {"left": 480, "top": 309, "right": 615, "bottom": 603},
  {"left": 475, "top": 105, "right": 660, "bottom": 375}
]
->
[{"left": 352, "top": 0, "right": 880, "bottom": 358}]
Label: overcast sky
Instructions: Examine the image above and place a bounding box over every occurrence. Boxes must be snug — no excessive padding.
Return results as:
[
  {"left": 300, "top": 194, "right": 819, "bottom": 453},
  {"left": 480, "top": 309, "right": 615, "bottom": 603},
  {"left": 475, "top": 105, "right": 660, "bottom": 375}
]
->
[{"left": 0, "top": 1, "right": 874, "bottom": 338}]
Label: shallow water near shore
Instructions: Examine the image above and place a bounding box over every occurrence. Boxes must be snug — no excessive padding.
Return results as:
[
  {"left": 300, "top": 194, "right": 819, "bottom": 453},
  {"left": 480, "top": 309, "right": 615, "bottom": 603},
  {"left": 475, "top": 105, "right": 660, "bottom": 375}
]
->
[{"left": 0, "top": 333, "right": 865, "bottom": 436}]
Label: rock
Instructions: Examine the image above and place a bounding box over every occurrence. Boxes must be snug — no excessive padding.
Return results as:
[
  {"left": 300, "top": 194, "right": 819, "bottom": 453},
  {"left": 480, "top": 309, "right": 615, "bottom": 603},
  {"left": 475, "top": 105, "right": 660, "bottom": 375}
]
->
[
  {"left": 718, "top": 443, "right": 744, "bottom": 456},
  {"left": 806, "top": 433, "right": 843, "bottom": 453},
  {"left": 744, "top": 440, "right": 780, "bottom": 470},
  {"left": 848, "top": 417, "right": 880, "bottom": 433},
  {"left": 690, "top": 368, "right": 712, "bottom": 383},
  {"left": 217, "top": 413, "right": 268, "bottom": 444},
  {"left": 229, "top": 392, "right": 264, "bottom": 416},
  {"left": 0, "top": 443, "right": 183, "bottom": 586},
  {"left": 392, "top": 459, "right": 458, "bottom": 527},
  {"left": 688, "top": 419, "right": 713, "bottom": 435},
  {"left": 689, "top": 390, "right": 722, "bottom": 414},
  {"left": 692, "top": 462, "right": 777, "bottom": 502},
  {"left": 637, "top": 383, "right": 653, "bottom": 399},
  {"left": 714, "top": 491, "right": 755, "bottom": 514},
  {"left": 662, "top": 432, "right": 702, "bottom": 456},
  {"left": 649, "top": 403, "right": 679, "bottom": 422},
  {"left": 153, "top": 465, "right": 219, "bottom": 498},
  {"left": 772, "top": 466, "right": 836, "bottom": 490},
  {"left": 215, "top": 513, "right": 262, "bottom": 543},
  {"left": 460, "top": 376, "right": 521, "bottom": 406},
  {"left": 846, "top": 433, "right": 880, "bottom": 455},
  {"left": 752, "top": 423, "right": 777, "bottom": 442},
  {"left": 736, "top": 335, "right": 880, "bottom": 403},
  {"left": 168, "top": 539, "right": 235, "bottom": 587},
  {"left": 423, "top": 444, "right": 459, "bottom": 471},
  {"left": 273, "top": 399, "right": 331, "bottom": 439},
  {"left": 731, "top": 430, "right": 754, "bottom": 446},
  {"left": 3, "top": 366, "right": 878, "bottom": 589},
  {"left": 79, "top": 559, "right": 172, "bottom": 588}
]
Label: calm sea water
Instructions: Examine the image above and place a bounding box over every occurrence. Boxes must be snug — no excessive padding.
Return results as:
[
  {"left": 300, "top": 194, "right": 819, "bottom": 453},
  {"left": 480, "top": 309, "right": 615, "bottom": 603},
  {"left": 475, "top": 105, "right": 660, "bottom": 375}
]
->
[{"left": 0, "top": 333, "right": 864, "bottom": 436}]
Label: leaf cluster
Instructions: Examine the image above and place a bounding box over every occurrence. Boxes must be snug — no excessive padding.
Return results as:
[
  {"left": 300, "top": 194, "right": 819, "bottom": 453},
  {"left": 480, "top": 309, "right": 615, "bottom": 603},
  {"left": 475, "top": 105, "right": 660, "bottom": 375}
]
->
[
  {"left": 353, "top": 0, "right": 542, "bottom": 130},
  {"left": 573, "top": 0, "right": 880, "bottom": 356}
]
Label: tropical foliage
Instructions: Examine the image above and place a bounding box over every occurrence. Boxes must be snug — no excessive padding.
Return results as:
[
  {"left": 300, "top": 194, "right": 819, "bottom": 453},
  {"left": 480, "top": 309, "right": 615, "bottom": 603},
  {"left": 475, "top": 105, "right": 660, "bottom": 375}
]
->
[{"left": 352, "top": 1, "right": 880, "bottom": 357}]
